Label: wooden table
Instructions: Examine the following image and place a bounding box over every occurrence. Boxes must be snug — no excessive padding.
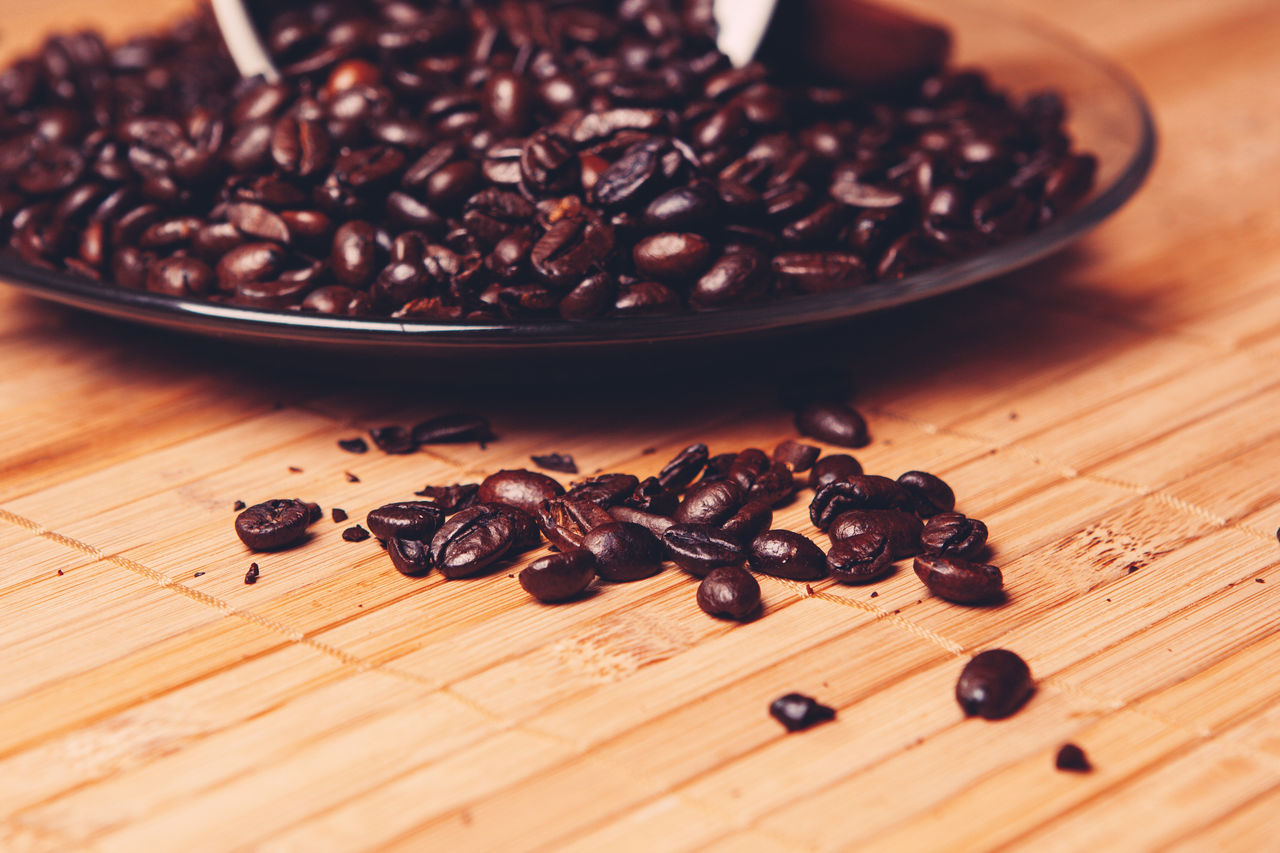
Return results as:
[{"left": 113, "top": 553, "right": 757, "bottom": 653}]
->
[{"left": 4, "top": 1, "right": 1280, "bottom": 850}]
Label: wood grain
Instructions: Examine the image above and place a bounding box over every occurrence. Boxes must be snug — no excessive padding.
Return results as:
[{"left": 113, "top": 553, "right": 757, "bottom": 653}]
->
[{"left": 3, "top": 0, "right": 1280, "bottom": 850}]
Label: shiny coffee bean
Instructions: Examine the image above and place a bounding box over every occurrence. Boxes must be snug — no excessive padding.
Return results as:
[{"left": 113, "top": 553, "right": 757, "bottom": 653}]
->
[
  {"left": 914, "top": 554, "right": 1004, "bottom": 604},
  {"left": 663, "top": 523, "right": 746, "bottom": 577},
  {"left": 828, "top": 509, "right": 924, "bottom": 559},
  {"left": 608, "top": 505, "right": 675, "bottom": 538},
  {"left": 430, "top": 505, "right": 517, "bottom": 579},
  {"left": 413, "top": 483, "right": 480, "bottom": 515},
  {"left": 235, "top": 499, "right": 312, "bottom": 551},
  {"left": 807, "top": 454, "right": 863, "bottom": 489},
  {"left": 749, "top": 530, "right": 826, "bottom": 580},
  {"left": 411, "top": 413, "right": 494, "bottom": 445},
  {"left": 582, "top": 521, "right": 665, "bottom": 582},
  {"left": 675, "top": 479, "right": 746, "bottom": 526},
  {"left": 366, "top": 501, "right": 445, "bottom": 542},
  {"left": 770, "top": 693, "right": 836, "bottom": 732},
  {"left": 477, "top": 469, "right": 566, "bottom": 516},
  {"left": 921, "top": 513, "right": 989, "bottom": 558},
  {"left": 369, "top": 425, "right": 415, "bottom": 454},
  {"left": 720, "top": 500, "right": 773, "bottom": 545},
  {"left": 897, "top": 470, "right": 955, "bottom": 517},
  {"left": 955, "top": 649, "right": 1034, "bottom": 719},
  {"left": 520, "top": 548, "right": 596, "bottom": 603},
  {"left": 388, "top": 537, "right": 433, "bottom": 577},
  {"left": 773, "top": 440, "right": 820, "bottom": 472},
  {"left": 657, "top": 443, "right": 709, "bottom": 491},
  {"left": 796, "top": 402, "right": 870, "bottom": 448},
  {"left": 827, "top": 533, "right": 895, "bottom": 584},
  {"left": 633, "top": 232, "right": 714, "bottom": 282},
  {"left": 1055, "top": 744, "right": 1092, "bottom": 773},
  {"left": 537, "top": 497, "right": 613, "bottom": 551},
  {"left": 565, "top": 473, "right": 640, "bottom": 508},
  {"left": 697, "top": 565, "right": 761, "bottom": 620},
  {"left": 810, "top": 476, "right": 913, "bottom": 530}
]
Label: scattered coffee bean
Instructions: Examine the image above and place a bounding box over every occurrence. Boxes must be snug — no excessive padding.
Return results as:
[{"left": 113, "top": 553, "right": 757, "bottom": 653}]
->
[
  {"left": 338, "top": 437, "right": 369, "bottom": 454},
  {"left": 827, "top": 533, "right": 895, "bottom": 584},
  {"left": 914, "top": 554, "right": 1004, "bottom": 604},
  {"left": 519, "top": 549, "right": 596, "bottom": 603},
  {"left": 343, "top": 525, "right": 371, "bottom": 542},
  {"left": 955, "top": 649, "right": 1034, "bottom": 719},
  {"left": 769, "top": 693, "right": 836, "bottom": 732},
  {"left": 411, "top": 414, "right": 494, "bottom": 446},
  {"left": 430, "top": 505, "right": 517, "bottom": 579},
  {"left": 565, "top": 473, "right": 639, "bottom": 508},
  {"left": 675, "top": 479, "right": 746, "bottom": 526},
  {"left": 536, "top": 497, "right": 613, "bottom": 551},
  {"left": 244, "top": 563, "right": 259, "bottom": 585},
  {"left": 796, "top": 403, "right": 870, "bottom": 448},
  {"left": 531, "top": 453, "right": 578, "bottom": 474},
  {"left": 582, "top": 522, "right": 665, "bottom": 582},
  {"left": 366, "top": 502, "right": 445, "bottom": 542},
  {"left": 749, "top": 530, "right": 827, "bottom": 580},
  {"left": 332, "top": 508, "right": 348, "bottom": 523},
  {"left": 808, "top": 454, "right": 863, "bottom": 490},
  {"left": 369, "top": 425, "right": 415, "bottom": 455},
  {"left": 235, "top": 499, "right": 313, "bottom": 551},
  {"left": 663, "top": 523, "right": 747, "bottom": 577},
  {"left": 1055, "top": 743, "right": 1092, "bottom": 772},
  {"left": 828, "top": 509, "right": 924, "bottom": 559},
  {"left": 697, "top": 565, "right": 761, "bottom": 620},
  {"left": 388, "top": 537, "right": 433, "bottom": 577},
  {"left": 721, "top": 501, "right": 774, "bottom": 545},
  {"left": 413, "top": 483, "right": 480, "bottom": 514},
  {"left": 773, "top": 440, "right": 820, "bottom": 472},
  {"left": 810, "top": 476, "right": 913, "bottom": 529},
  {"left": 478, "top": 469, "right": 566, "bottom": 516},
  {"left": 658, "top": 443, "right": 709, "bottom": 491},
  {"left": 921, "top": 513, "right": 989, "bottom": 558},
  {"left": 608, "top": 505, "right": 675, "bottom": 538},
  {"left": 897, "top": 471, "right": 956, "bottom": 517}
]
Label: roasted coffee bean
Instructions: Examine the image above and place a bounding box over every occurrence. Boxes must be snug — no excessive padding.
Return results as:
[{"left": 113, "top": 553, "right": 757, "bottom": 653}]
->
[
  {"left": 536, "top": 497, "right": 613, "bottom": 551},
  {"left": 769, "top": 693, "right": 836, "bottom": 732},
  {"left": 728, "top": 449, "right": 770, "bottom": 493},
  {"left": 829, "top": 509, "right": 923, "bottom": 559},
  {"left": 897, "top": 470, "right": 956, "bottom": 517},
  {"left": 690, "top": 248, "right": 771, "bottom": 309},
  {"left": 773, "top": 251, "right": 865, "bottom": 293},
  {"left": 531, "top": 453, "right": 578, "bottom": 474},
  {"left": 565, "top": 473, "right": 639, "bottom": 508},
  {"left": 810, "top": 476, "right": 913, "bottom": 529},
  {"left": 342, "top": 525, "right": 371, "bottom": 542},
  {"left": 643, "top": 184, "right": 720, "bottom": 230},
  {"left": 749, "top": 530, "right": 827, "bottom": 580},
  {"left": 520, "top": 549, "right": 596, "bottom": 603},
  {"left": 773, "top": 440, "right": 820, "bottom": 472},
  {"left": 914, "top": 554, "right": 1004, "bottom": 604},
  {"left": 235, "top": 499, "right": 312, "bottom": 551},
  {"left": 697, "top": 565, "right": 761, "bottom": 620},
  {"left": 483, "top": 71, "right": 534, "bottom": 136},
  {"left": 430, "top": 505, "right": 516, "bottom": 579},
  {"left": 366, "top": 501, "right": 445, "bottom": 542},
  {"left": 1055, "top": 743, "right": 1092, "bottom": 772},
  {"left": 808, "top": 454, "right": 863, "bottom": 489},
  {"left": 796, "top": 402, "right": 870, "bottom": 448},
  {"left": 827, "top": 533, "right": 895, "bottom": 584},
  {"left": 330, "top": 221, "right": 378, "bottom": 287},
  {"left": 388, "top": 537, "right": 434, "bottom": 577},
  {"left": 633, "top": 232, "right": 714, "bottom": 282},
  {"left": 675, "top": 479, "right": 746, "bottom": 526},
  {"left": 663, "top": 523, "right": 746, "bottom": 577},
  {"left": 657, "top": 443, "right": 708, "bottom": 491},
  {"left": 477, "top": 469, "right": 566, "bottom": 516},
  {"left": 699, "top": 452, "right": 739, "bottom": 484},
  {"left": 608, "top": 505, "right": 674, "bottom": 538},
  {"left": 332, "top": 508, "right": 348, "bottom": 523},
  {"left": 216, "top": 242, "right": 285, "bottom": 285},
  {"left": 530, "top": 212, "right": 614, "bottom": 287},
  {"left": 146, "top": 256, "right": 214, "bottom": 297},
  {"left": 582, "top": 521, "right": 665, "bottom": 582},
  {"left": 955, "top": 649, "right": 1034, "bottom": 719},
  {"left": 721, "top": 501, "right": 773, "bottom": 544},
  {"left": 413, "top": 483, "right": 480, "bottom": 514},
  {"left": 411, "top": 413, "right": 494, "bottom": 445},
  {"left": 369, "top": 425, "right": 416, "bottom": 455},
  {"left": 921, "top": 513, "right": 989, "bottom": 558},
  {"left": 490, "top": 503, "right": 543, "bottom": 555}
]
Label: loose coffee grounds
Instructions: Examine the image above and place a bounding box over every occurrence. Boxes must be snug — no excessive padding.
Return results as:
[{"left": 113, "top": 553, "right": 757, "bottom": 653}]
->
[
  {"left": 1055, "top": 743, "right": 1091, "bottom": 772},
  {"left": 0, "top": 3, "right": 1094, "bottom": 322}
]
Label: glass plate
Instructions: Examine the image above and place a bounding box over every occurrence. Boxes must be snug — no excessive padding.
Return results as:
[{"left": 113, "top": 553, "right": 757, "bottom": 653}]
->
[{"left": 0, "top": 0, "right": 1155, "bottom": 357}]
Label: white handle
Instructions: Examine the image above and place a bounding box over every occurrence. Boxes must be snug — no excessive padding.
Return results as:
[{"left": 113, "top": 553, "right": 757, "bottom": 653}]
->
[
  {"left": 714, "top": 0, "right": 780, "bottom": 68},
  {"left": 210, "top": 0, "right": 278, "bottom": 81}
]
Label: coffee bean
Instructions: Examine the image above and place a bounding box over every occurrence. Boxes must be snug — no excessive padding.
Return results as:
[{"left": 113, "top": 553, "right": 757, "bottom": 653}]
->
[
  {"left": 675, "top": 479, "right": 746, "bottom": 526},
  {"left": 697, "top": 565, "right": 761, "bottom": 620},
  {"left": 531, "top": 453, "right": 578, "bottom": 474},
  {"left": 430, "top": 505, "right": 517, "bottom": 579},
  {"left": 773, "top": 440, "right": 820, "bottom": 472},
  {"left": 536, "top": 497, "right": 613, "bottom": 551},
  {"left": 1055, "top": 743, "right": 1091, "bottom": 772},
  {"left": 337, "top": 437, "right": 369, "bottom": 454},
  {"left": 478, "top": 469, "right": 566, "bottom": 516},
  {"left": 827, "top": 533, "right": 894, "bottom": 584},
  {"left": 914, "top": 554, "right": 1004, "bottom": 604},
  {"left": 146, "top": 256, "right": 214, "bottom": 297},
  {"left": 643, "top": 184, "right": 720, "bottom": 230},
  {"left": 388, "top": 537, "right": 433, "bottom": 577},
  {"left": 519, "top": 549, "right": 596, "bottom": 603},
  {"left": 921, "top": 513, "right": 989, "bottom": 558},
  {"left": 608, "top": 505, "right": 674, "bottom": 538},
  {"left": 565, "top": 473, "right": 639, "bottom": 508},
  {"left": 332, "top": 508, "right": 348, "bottom": 523},
  {"left": 633, "top": 232, "right": 713, "bottom": 282},
  {"left": 413, "top": 483, "right": 480, "bottom": 514},
  {"left": 807, "top": 454, "right": 863, "bottom": 489},
  {"left": 721, "top": 500, "right": 773, "bottom": 545},
  {"left": 366, "top": 501, "right": 445, "bottom": 542},
  {"left": 690, "top": 248, "right": 771, "bottom": 309},
  {"left": 658, "top": 443, "right": 709, "bottom": 491},
  {"left": 749, "top": 530, "right": 826, "bottom": 580},
  {"left": 369, "top": 425, "right": 416, "bottom": 455},
  {"left": 796, "top": 402, "right": 870, "bottom": 448},
  {"left": 483, "top": 71, "right": 533, "bottom": 136},
  {"left": 530, "top": 212, "right": 614, "bottom": 287},
  {"left": 769, "top": 693, "right": 835, "bottom": 732},
  {"left": 235, "top": 499, "right": 312, "bottom": 551},
  {"left": 663, "top": 523, "right": 746, "bottom": 577},
  {"left": 828, "top": 509, "right": 924, "bottom": 559},
  {"left": 955, "top": 649, "right": 1033, "bottom": 719},
  {"left": 411, "top": 413, "right": 494, "bottom": 445},
  {"left": 342, "top": 525, "right": 371, "bottom": 542},
  {"left": 582, "top": 522, "right": 665, "bottom": 582},
  {"left": 810, "top": 476, "right": 913, "bottom": 530},
  {"left": 897, "top": 471, "right": 956, "bottom": 517}
]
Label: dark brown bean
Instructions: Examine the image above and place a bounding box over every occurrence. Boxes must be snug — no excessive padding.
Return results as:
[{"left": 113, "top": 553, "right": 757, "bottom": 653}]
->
[
  {"left": 921, "top": 513, "right": 989, "bottom": 558},
  {"left": 720, "top": 501, "right": 773, "bottom": 545},
  {"left": 366, "top": 501, "right": 445, "bottom": 542},
  {"left": 477, "top": 469, "right": 566, "bottom": 516},
  {"left": 536, "top": 497, "right": 613, "bottom": 551},
  {"left": 235, "top": 499, "right": 312, "bottom": 551},
  {"left": 388, "top": 537, "right": 433, "bottom": 577},
  {"left": 828, "top": 509, "right": 924, "bottom": 559},
  {"left": 749, "top": 530, "right": 826, "bottom": 580},
  {"left": 658, "top": 443, "right": 709, "bottom": 491},
  {"left": 697, "top": 565, "right": 761, "bottom": 620},
  {"left": 582, "top": 522, "right": 665, "bottom": 582},
  {"left": 769, "top": 693, "right": 835, "bottom": 732},
  {"left": 663, "top": 523, "right": 746, "bottom": 577},
  {"left": 520, "top": 549, "right": 596, "bottom": 603},
  {"left": 411, "top": 413, "right": 494, "bottom": 445},
  {"left": 807, "top": 454, "right": 863, "bottom": 489},
  {"left": 897, "top": 471, "right": 956, "bottom": 517},
  {"left": 675, "top": 479, "right": 746, "bottom": 526},
  {"left": 773, "top": 440, "right": 820, "bottom": 472},
  {"left": 796, "top": 402, "right": 870, "bottom": 448},
  {"left": 914, "top": 554, "right": 1004, "bottom": 604},
  {"left": 827, "top": 533, "right": 895, "bottom": 584},
  {"left": 810, "top": 476, "right": 913, "bottom": 530},
  {"left": 430, "top": 505, "right": 516, "bottom": 579},
  {"left": 955, "top": 649, "right": 1034, "bottom": 719},
  {"left": 1055, "top": 744, "right": 1092, "bottom": 772}
]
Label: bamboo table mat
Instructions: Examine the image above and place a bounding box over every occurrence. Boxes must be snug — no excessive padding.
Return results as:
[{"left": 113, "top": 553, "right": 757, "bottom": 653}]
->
[{"left": 4, "top": 0, "right": 1280, "bottom": 850}]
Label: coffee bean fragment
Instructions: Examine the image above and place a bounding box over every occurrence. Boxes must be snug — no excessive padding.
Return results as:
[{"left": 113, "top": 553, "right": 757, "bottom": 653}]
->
[
  {"left": 332, "top": 508, "right": 348, "bottom": 523},
  {"left": 955, "top": 649, "right": 1034, "bottom": 719},
  {"left": 914, "top": 554, "right": 1004, "bottom": 604},
  {"left": 338, "top": 437, "right": 369, "bottom": 454},
  {"left": 897, "top": 471, "right": 956, "bottom": 517},
  {"left": 345, "top": 471, "right": 360, "bottom": 483},
  {"left": 342, "top": 525, "right": 371, "bottom": 542},
  {"left": 235, "top": 499, "right": 312, "bottom": 551},
  {"left": 233, "top": 500, "right": 246, "bottom": 512},
  {"left": 749, "top": 530, "right": 827, "bottom": 581},
  {"left": 1055, "top": 743, "right": 1092, "bottom": 773},
  {"left": 519, "top": 549, "right": 596, "bottom": 603},
  {"left": 697, "top": 566, "right": 761, "bottom": 620},
  {"left": 411, "top": 414, "right": 494, "bottom": 446},
  {"left": 796, "top": 403, "right": 870, "bottom": 448},
  {"left": 366, "top": 501, "right": 445, "bottom": 542},
  {"left": 769, "top": 693, "right": 836, "bottom": 732},
  {"left": 244, "top": 563, "right": 260, "bottom": 585},
  {"left": 827, "top": 533, "right": 894, "bottom": 584},
  {"left": 531, "top": 453, "right": 578, "bottom": 474},
  {"left": 582, "top": 522, "right": 664, "bottom": 582},
  {"left": 773, "top": 440, "right": 820, "bottom": 472},
  {"left": 369, "top": 425, "right": 415, "bottom": 455},
  {"left": 921, "top": 513, "right": 989, "bottom": 558}
]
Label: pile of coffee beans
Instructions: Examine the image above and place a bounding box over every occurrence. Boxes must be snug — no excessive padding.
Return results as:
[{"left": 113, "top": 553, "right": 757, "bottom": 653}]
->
[{"left": 0, "top": 1, "right": 1095, "bottom": 321}]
